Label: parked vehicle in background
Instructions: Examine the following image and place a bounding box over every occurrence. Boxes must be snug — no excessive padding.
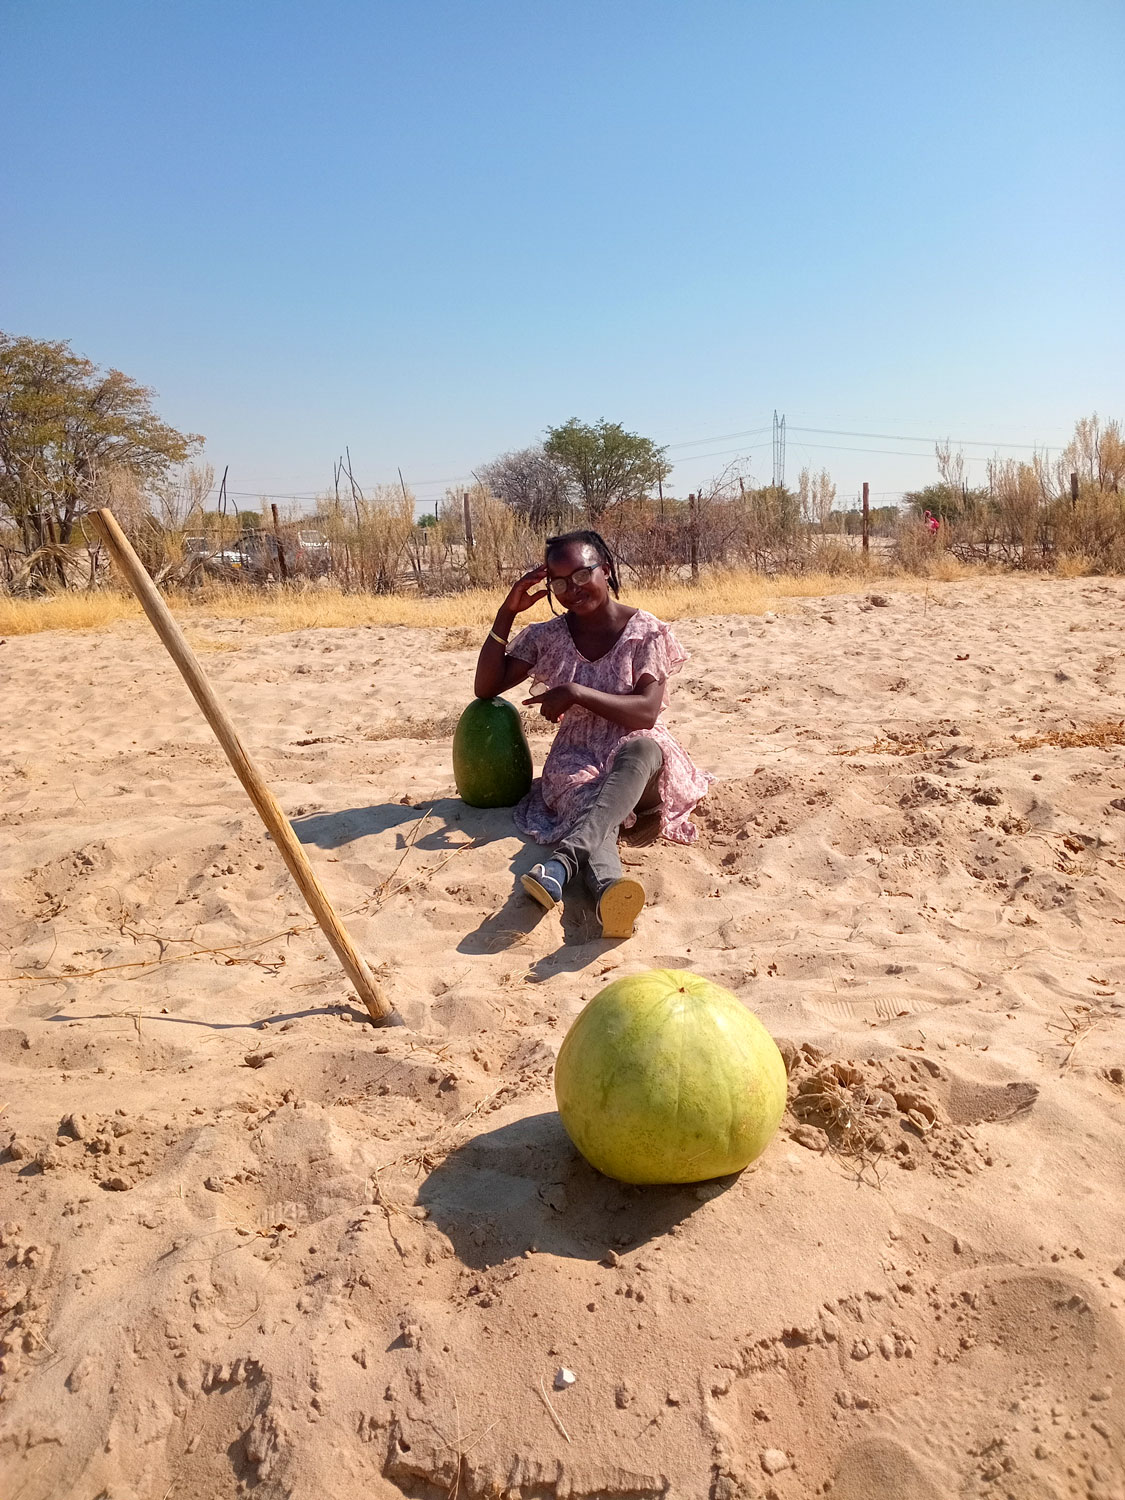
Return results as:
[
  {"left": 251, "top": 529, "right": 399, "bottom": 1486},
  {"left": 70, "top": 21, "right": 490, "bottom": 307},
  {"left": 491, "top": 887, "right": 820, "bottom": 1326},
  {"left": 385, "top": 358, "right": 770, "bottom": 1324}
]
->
[
  {"left": 296, "top": 529, "right": 331, "bottom": 576},
  {"left": 177, "top": 525, "right": 331, "bottom": 580}
]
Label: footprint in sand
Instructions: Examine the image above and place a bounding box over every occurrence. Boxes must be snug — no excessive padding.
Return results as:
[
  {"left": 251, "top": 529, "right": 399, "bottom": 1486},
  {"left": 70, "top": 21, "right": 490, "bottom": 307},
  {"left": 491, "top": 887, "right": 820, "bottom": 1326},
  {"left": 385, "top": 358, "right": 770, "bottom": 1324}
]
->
[
  {"left": 830, "top": 1266, "right": 1125, "bottom": 1497},
  {"left": 713, "top": 1264, "right": 1125, "bottom": 1497},
  {"left": 830, "top": 1436, "right": 947, "bottom": 1500}
]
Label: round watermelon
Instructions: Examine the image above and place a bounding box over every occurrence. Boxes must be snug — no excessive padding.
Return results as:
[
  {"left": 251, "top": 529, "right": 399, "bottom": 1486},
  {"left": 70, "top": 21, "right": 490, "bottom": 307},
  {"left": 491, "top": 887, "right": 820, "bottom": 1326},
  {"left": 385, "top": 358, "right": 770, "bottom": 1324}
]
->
[
  {"left": 453, "top": 697, "right": 533, "bottom": 808},
  {"left": 554, "top": 969, "right": 787, "bottom": 1184}
]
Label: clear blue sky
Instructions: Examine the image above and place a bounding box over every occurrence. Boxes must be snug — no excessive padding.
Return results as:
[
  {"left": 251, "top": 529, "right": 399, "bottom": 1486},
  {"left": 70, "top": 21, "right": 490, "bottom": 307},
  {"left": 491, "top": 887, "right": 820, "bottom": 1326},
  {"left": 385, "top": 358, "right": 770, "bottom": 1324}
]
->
[{"left": 4, "top": 0, "right": 1123, "bottom": 511}]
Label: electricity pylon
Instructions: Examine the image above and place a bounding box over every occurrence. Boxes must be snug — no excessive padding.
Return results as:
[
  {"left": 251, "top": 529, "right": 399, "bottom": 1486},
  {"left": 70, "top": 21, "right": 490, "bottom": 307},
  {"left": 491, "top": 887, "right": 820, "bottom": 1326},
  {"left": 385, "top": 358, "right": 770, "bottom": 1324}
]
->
[{"left": 772, "top": 410, "right": 786, "bottom": 488}]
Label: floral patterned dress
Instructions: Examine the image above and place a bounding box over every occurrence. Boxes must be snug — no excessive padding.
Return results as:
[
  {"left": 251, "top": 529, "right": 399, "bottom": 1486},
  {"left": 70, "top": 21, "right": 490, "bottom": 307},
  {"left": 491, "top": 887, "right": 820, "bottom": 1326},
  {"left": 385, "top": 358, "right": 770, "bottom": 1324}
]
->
[{"left": 507, "top": 609, "right": 713, "bottom": 846}]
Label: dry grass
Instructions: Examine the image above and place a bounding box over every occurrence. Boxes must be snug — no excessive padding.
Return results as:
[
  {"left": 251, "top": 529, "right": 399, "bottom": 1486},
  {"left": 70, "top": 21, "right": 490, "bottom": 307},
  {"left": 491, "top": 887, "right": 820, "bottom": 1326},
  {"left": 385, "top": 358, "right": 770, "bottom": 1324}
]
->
[
  {"left": 920, "top": 554, "right": 980, "bottom": 583},
  {"left": 438, "top": 627, "right": 481, "bottom": 651},
  {"left": 835, "top": 735, "right": 932, "bottom": 758},
  {"left": 520, "top": 710, "right": 555, "bottom": 737},
  {"left": 0, "top": 584, "right": 524, "bottom": 637},
  {"left": 183, "top": 630, "right": 241, "bottom": 654},
  {"left": 836, "top": 719, "right": 1125, "bottom": 760},
  {"left": 0, "top": 589, "right": 147, "bottom": 636},
  {"left": 1054, "top": 553, "right": 1094, "bottom": 579},
  {"left": 1014, "top": 720, "right": 1125, "bottom": 751},
  {"left": 0, "top": 567, "right": 989, "bottom": 638},
  {"left": 364, "top": 707, "right": 553, "bottom": 742},
  {"left": 629, "top": 566, "right": 979, "bottom": 619},
  {"left": 1046, "top": 1000, "right": 1117, "bottom": 1072},
  {"left": 364, "top": 712, "right": 462, "bottom": 742}
]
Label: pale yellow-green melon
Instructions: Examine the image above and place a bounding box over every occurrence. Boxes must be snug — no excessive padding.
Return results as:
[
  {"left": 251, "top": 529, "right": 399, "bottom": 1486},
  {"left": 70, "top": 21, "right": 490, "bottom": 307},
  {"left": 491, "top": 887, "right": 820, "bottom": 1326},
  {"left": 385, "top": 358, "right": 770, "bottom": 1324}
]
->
[{"left": 554, "top": 969, "right": 787, "bottom": 1184}]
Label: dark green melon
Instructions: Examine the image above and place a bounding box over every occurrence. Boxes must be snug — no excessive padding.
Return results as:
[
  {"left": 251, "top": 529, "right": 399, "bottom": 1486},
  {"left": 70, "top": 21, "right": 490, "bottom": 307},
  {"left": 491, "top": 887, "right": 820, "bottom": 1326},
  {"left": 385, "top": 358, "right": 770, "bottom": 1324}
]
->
[{"left": 453, "top": 697, "right": 533, "bottom": 808}]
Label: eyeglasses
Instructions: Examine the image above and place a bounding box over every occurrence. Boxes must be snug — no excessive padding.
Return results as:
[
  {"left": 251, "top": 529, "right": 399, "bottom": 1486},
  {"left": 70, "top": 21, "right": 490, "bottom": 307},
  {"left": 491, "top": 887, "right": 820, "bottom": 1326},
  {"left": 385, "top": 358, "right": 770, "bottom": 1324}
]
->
[{"left": 547, "top": 564, "right": 601, "bottom": 598}]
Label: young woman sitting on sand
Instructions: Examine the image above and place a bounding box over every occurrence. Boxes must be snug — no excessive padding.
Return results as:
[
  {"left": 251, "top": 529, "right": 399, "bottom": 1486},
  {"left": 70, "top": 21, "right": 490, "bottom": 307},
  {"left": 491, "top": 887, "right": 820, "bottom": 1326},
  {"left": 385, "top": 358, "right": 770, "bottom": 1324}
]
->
[{"left": 473, "top": 530, "right": 712, "bottom": 939}]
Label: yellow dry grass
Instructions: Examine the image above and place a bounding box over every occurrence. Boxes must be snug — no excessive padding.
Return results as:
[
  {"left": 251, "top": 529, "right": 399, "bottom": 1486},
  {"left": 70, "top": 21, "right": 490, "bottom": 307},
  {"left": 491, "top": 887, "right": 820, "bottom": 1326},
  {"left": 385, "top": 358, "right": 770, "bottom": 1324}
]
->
[
  {"left": 365, "top": 708, "right": 554, "bottom": 741},
  {"left": 0, "top": 566, "right": 979, "bottom": 638},
  {"left": 182, "top": 630, "right": 241, "bottom": 654},
  {"left": 364, "top": 712, "right": 463, "bottom": 742},
  {"left": 0, "top": 589, "right": 145, "bottom": 636},
  {"left": 1014, "top": 720, "right": 1125, "bottom": 751},
  {"left": 1054, "top": 553, "right": 1094, "bottom": 579},
  {"left": 835, "top": 735, "right": 932, "bottom": 758}
]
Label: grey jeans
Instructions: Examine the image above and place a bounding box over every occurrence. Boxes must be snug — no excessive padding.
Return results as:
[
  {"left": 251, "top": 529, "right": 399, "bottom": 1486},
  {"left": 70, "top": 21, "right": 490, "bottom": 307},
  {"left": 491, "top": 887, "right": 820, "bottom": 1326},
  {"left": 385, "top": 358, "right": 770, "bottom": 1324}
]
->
[{"left": 553, "top": 737, "right": 664, "bottom": 894}]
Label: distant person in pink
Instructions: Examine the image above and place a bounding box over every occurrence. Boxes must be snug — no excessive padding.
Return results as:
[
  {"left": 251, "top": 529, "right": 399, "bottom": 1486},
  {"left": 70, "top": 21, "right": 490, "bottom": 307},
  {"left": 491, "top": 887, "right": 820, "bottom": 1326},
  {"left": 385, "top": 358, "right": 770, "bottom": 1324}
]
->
[
  {"left": 923, "top": 508, "right": 941, "bottom": 535},
  {"left": 472, "top": 530, "right": 712, "bottom": 939}
]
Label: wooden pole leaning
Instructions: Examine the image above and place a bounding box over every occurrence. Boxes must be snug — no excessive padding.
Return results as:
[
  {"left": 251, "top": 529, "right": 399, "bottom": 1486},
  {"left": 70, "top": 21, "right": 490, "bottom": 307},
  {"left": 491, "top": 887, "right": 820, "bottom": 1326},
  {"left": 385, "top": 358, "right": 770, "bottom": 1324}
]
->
[{"left": 89, "top": 507, "right": 395, "bottom": 1024}]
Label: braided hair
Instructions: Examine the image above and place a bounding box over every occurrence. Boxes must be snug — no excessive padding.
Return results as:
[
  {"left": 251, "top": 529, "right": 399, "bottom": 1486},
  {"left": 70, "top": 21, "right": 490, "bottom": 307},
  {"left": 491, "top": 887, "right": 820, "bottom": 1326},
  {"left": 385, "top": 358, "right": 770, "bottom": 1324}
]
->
[{"left": 544, "top": 530, "right": 621, "bottom": 613}]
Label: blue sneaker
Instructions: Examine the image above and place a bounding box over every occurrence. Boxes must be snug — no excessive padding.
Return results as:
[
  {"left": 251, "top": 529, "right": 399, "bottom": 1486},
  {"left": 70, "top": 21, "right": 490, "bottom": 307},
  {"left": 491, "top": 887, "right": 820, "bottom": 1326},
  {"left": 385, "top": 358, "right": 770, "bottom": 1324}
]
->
[{"left": 521, "top": 859, "right": 567, "bottom": 910}]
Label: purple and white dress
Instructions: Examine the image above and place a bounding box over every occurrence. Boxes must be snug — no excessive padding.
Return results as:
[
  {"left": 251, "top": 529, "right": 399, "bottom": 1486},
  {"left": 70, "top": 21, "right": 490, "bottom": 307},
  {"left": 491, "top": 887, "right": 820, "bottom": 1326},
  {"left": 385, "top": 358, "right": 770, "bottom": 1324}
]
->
[{"left": 507, "top": 609, "right": 713, "bottom": 846}]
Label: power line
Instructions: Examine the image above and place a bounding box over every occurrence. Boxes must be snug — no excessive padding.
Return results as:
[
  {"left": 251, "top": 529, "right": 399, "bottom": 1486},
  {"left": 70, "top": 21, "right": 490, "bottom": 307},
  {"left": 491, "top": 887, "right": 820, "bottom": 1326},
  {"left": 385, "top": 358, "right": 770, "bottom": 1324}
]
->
[
  {"left": 664, "top": 424, "right": 772, "bottom": 451},
  {"left": 782, "top": 439, "right": 1025, "bottom": 464},
  {"left": 787, "top": 423, "right": 1063, "bottom": 452},
  {"left": 193, "top": 414, "right": 1071, "bottom": 504},
  {"left": 194, "top": 472, "right": 476, "bottom": 501},
  {"left": 667, "top": 440, "right": 771, "bottom": 465}
]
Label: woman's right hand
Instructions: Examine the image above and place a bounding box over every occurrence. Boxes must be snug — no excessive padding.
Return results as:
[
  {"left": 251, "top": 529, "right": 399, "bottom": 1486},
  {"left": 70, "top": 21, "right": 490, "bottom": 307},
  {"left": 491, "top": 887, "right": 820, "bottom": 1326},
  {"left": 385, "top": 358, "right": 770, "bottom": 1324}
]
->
[{"left": 502, "top": 564, "right": 548, "bottom": 616}]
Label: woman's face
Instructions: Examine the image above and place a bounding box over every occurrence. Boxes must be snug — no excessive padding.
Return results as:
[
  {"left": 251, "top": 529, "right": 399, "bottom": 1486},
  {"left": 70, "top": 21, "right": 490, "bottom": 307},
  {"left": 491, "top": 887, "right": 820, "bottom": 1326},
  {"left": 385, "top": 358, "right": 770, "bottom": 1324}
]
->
[{"left": 545, "top": 541, "right": 609, "bottom": 616}]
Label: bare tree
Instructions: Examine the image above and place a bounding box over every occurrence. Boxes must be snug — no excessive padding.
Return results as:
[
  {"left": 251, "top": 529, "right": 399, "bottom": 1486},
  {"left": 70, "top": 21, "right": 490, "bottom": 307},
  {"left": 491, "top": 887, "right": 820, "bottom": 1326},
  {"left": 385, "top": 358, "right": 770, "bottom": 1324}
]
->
[
  {"left": 152, "top": 462, "right": 215, "bottom": 531},
  {"left": 797, "top": 466, "right": 837, "bottom": 532},
  {"left": 476, "top": 447, "right": 573, "bottom": 529},
  {"left": 1057, "top": 414, "right": 1124, "bottom": 493},
  {"left": 935, "top": 441, "right": 968, "bottom": 495}
]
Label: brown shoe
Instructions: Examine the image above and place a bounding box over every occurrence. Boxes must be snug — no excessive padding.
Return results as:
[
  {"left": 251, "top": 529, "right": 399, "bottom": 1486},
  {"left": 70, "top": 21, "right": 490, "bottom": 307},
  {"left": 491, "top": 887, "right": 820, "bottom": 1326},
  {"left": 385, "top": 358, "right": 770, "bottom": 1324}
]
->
[{"left": 596, "top": 877, "right": 646, "bottom": 939}]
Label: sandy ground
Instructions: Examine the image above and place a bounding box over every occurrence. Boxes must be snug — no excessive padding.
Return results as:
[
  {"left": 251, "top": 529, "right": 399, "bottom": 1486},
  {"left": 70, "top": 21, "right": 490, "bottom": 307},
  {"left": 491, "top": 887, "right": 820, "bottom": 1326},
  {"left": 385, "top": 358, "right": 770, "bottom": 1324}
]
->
[{"left": 2, "top": 574, "right": 1125, "bottom": 1500}]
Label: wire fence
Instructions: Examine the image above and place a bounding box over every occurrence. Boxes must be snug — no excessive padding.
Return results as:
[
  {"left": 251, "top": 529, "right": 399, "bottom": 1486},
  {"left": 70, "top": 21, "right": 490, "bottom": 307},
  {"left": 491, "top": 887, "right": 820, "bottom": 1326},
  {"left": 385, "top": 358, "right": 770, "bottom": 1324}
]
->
[{"left": 3, "top": 441, "right": 1123, "bottom": 598}]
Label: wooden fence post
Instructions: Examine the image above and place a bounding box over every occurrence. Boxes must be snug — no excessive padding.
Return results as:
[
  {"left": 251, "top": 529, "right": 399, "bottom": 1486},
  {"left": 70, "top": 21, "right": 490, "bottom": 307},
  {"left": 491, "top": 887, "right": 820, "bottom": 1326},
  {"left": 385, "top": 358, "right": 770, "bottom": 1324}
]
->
[
  {"left": 688, "top": 493, "right": 699, "bottom": 583},
  {"left": 270, "top": 503, "right": 289, "bottom": 581},
  {"left": 463, "top": 491, "right": 475, "bottom": 554},
  {"left": 862, "top": 482, "right": 870, "bottom": 556}
]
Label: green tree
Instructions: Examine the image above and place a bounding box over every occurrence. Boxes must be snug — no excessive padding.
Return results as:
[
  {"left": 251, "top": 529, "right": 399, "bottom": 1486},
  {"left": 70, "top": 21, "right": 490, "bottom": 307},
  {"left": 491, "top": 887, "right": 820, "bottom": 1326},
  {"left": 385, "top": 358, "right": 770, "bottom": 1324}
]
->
[
  {"left": 543, "top": 418, "right": 670, "bottom": 521},
  {"left": 902, "top": 482, "right": 990, "bottom": 526},
  {"left": 0, "top": 332, "right": 201, "bottom": 549}
]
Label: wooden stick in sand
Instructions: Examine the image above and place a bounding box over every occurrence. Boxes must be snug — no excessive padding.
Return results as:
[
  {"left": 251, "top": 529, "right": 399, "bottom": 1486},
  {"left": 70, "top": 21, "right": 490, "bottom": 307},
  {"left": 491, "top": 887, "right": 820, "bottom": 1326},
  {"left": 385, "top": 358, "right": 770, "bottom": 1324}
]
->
[{"left": 89, "top": 506, "right": 395, "bottom": 1025}]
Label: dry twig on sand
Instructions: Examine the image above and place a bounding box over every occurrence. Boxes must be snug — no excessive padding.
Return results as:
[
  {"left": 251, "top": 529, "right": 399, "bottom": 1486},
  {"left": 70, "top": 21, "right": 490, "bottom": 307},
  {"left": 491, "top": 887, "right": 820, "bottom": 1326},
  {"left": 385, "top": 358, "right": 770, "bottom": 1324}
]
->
[
  {"left": 833, "top": 735, "right": 932, "bottom": 758},
  {"left": 1, "top": 831, "right": 476, "bottom": 989},
  {"left": 537, "top": 1379, "right": 572, "bottom": 1443},
  {"left": 1047, "top": 1002, "right": 1114, "bottom": 1072}
]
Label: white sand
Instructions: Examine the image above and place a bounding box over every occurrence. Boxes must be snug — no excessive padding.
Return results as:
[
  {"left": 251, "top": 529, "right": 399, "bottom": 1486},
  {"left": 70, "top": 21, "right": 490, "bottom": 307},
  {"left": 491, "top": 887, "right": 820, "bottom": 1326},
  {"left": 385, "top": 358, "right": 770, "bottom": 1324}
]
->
[{"left": 2, "top": 574, "right": 1124, "bottom": 1499}]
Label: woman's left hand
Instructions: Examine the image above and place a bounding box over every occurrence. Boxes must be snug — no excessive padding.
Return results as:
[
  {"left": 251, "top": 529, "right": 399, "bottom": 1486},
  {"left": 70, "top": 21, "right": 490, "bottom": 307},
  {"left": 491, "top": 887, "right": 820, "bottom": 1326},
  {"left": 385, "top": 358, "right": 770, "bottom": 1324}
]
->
[{"left": 523, "top": 684, "right": 581, "bottom": 722}]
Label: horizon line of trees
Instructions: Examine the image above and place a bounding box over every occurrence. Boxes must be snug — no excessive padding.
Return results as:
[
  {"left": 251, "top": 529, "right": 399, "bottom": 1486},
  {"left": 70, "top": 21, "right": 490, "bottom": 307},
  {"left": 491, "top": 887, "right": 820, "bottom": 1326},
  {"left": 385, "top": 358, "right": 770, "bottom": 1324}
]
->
[{"left": 3, "top": 330, "right": 1123, "bottom": 593}]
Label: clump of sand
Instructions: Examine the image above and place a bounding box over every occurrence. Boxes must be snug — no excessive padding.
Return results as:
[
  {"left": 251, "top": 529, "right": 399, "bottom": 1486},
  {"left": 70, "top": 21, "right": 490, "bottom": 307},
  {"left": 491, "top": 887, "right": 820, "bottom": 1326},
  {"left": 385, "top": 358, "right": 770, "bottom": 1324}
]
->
[{"left": 2, "top": 574, "right": 1124, "bottom": 1498}]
